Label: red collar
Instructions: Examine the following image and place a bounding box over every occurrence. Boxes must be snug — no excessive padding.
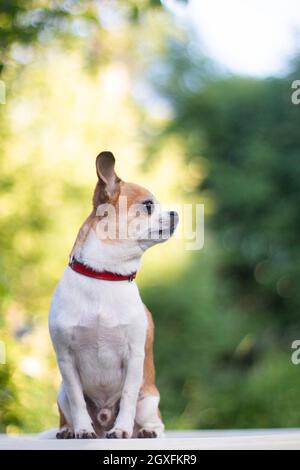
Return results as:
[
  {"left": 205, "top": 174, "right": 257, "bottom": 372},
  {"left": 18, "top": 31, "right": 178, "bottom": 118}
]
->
[{"left": 69, "top": 258, "right": 136, "bottom": 282}]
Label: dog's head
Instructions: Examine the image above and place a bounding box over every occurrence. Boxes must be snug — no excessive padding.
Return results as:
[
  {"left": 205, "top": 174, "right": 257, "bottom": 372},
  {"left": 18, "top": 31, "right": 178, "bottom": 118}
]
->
[{"left": 92, "top": 151, "right": 179, "bottom": 251}]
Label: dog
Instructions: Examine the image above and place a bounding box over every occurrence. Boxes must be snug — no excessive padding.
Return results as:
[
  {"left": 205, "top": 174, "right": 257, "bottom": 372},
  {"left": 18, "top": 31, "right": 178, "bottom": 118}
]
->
[{"left": 49, "top": 151, "right": 179, "bottom": 439}]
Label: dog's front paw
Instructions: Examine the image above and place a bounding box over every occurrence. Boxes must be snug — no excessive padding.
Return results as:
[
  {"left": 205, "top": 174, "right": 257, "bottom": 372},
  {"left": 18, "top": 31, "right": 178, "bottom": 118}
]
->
[
  {"left": 106, "top": 428, "right": 131, "bottom": 439},
  {"left": 137, "top": 428, "right": 158, "bottom": 439},
  {"left": 56, "top": 426, "right": 75, "bottom": 439},
  {"left": 75, "top": 428, "right": 97, "bottom": 439}
]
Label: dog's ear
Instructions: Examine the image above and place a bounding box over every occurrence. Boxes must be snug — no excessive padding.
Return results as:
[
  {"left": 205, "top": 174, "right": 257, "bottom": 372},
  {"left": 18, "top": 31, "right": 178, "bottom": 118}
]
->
[{"left": 93, "top": 151, "right": 121, "bottom": 207}]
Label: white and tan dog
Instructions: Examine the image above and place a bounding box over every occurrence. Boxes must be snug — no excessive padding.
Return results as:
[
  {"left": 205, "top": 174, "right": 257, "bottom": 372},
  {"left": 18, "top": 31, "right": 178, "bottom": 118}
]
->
[{"left": 49, "top": 151, "right": 178, "bottom": 439}]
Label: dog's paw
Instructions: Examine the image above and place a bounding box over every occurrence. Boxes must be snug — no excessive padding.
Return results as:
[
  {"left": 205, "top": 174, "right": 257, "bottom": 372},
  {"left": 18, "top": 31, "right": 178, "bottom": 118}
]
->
[
  {"left": 74, "top": 428, "right": 97, "bottom": 439},
  {"left": 137, "top": 428, "right": 158, "bottom": 439},
  {"left": 56, "top": 426, "right": 75, "bottom": 439},
  {"left": 106, "top": 428, "right": 130, "bottom": 439}
]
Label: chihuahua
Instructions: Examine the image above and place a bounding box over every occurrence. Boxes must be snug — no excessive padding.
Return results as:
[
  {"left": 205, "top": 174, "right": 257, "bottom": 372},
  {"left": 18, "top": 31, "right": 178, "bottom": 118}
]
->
[{"left": 49, "top": 151, "right": 178, "bottom": 439}]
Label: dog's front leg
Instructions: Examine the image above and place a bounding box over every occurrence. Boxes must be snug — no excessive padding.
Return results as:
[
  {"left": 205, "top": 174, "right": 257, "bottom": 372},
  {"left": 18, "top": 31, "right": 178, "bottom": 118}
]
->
[
  {"left": 57, "top": 351, "right": 97, "bottom": 439},
  {"left": 106, "top": 350, "right": 144, "bottom": 439},
  {"left": 106, "top": 322, "right": 146, "bottom": 439}
]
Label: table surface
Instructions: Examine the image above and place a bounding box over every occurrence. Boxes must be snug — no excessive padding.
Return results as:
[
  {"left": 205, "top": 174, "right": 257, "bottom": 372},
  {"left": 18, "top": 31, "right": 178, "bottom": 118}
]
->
[{"left": 1, "top": 429, "right": 300, "bottom": 450}]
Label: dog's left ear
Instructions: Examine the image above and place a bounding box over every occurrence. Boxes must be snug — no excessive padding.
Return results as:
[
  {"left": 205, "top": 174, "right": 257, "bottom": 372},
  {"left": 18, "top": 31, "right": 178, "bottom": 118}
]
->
[{"left": 95, "top": 151, "right": 121, "bottom": 203}]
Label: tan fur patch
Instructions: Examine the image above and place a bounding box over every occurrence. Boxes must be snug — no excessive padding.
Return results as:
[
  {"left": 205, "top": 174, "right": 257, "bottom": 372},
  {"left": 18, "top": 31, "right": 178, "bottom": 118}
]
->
[
  {"left": 71, "top": 181, "right": 156, "bottom": 251},
  {"left": 58, "top": 402, "right": 68, "bottom": 429},
  {"left": 140, "top": 305, "right": 160, "bottom": 398},
  {"left": 118, "top": 181, "right": 154, "bottom": 209},
  {"left": 69, "top": 211, "right": 96, "bottom": 260}
]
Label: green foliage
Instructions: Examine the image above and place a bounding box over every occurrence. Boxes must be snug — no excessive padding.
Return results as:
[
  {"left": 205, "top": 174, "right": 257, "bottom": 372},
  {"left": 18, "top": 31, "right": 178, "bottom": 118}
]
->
[
  {"left": 0, "top": 0, "right": 172, "bottom": 72},
  {"left": 1, "top": 0, "right": 300, "bottom": 433},
  {"left": 146, "top": 42, "right": 300, "bottom": 428}
]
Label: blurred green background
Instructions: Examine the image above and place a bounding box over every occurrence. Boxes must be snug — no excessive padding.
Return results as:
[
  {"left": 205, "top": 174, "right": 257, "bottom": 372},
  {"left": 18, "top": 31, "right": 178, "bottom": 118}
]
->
[{"left": 1, "top": 0, "right": 300, "bottom": 434}]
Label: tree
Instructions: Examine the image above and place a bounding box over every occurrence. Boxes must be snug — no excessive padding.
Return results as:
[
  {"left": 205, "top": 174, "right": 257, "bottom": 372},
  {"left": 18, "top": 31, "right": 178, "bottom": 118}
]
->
[
  {"left": 0, "top": 0, "right": 184, "bottom": 433},
  {"left": 143, "top": 40, "right": 300, "bottom": 428}
]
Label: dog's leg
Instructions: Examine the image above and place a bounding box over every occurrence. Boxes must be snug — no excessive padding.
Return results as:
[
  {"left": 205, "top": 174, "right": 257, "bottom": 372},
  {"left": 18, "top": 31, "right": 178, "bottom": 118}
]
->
[
  {"left": 56, "top": 384, "right": 75, "bottom": 439},
  {"left": 135, "top": 394, "right": 164, "bottom": 438},
  {"left": 135, "top": 306, "right": 164, "bottom": 438},
  {"left": 106, "top": 319, "right": 146, "bottom": 439},
  {"left": 56, "top": 351, "right": 97, "bottom": 439}
]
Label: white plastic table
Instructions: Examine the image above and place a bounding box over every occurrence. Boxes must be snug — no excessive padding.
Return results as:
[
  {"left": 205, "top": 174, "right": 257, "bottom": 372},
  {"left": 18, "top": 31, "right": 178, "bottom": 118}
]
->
[{"left": 0, "top": 429, "right": 300, "bottom": 450}]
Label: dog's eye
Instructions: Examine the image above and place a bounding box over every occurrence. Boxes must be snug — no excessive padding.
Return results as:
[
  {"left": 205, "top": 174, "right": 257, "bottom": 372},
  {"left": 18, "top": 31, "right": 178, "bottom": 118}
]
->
[{"left": 142, "top": 200, "right": 154, "bottom": 215}]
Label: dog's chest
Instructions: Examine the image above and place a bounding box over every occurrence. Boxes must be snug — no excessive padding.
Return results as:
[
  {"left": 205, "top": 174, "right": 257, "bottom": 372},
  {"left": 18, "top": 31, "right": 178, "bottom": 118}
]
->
[
  {"left": 66, "top": 289, "right": 140, "bottom": 369},
  {"left": 67, "top": 312, "right": 129, "bottom": 403},
  {"left": 71, "top": 311, "right": 129, "bottom": 362},
  {"left": 50, "top": 268, "right": 146, "bottom": 393}
]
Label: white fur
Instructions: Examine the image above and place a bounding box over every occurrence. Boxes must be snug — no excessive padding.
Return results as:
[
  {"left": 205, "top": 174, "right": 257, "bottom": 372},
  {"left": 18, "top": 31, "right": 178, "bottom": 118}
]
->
[
  {"left": 78, "top": 230, "right": 143, "bottom": 275},
  {"left": 39, "top": 429, "right": 58, "bottom": 439},
  {"left": 49, "top": 275, "right": 146, "bottom": 436},
  {"left": 49, "top": 198, "right": 176, "bottom": 439}
]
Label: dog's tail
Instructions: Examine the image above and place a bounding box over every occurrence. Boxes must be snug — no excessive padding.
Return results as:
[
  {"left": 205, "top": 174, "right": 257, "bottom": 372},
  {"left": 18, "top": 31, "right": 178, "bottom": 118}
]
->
[{"left": 38, "top": 428, "right": 58, "bottom": 439}]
